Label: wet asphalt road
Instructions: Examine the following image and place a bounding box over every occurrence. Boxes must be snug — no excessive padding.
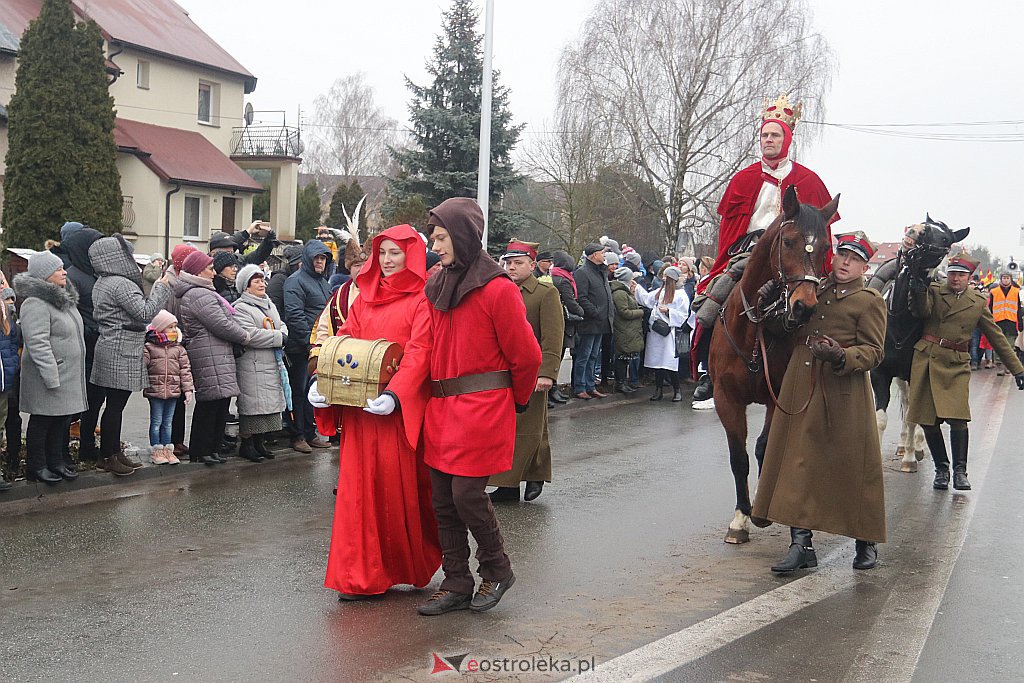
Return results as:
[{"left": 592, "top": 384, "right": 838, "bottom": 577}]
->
[{"left": 2, "top": 373, "right": 1023, "bottom": 682}]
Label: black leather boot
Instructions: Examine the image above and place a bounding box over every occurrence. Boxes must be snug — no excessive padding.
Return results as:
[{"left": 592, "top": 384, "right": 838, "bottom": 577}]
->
[
  {"left": 488, "top": 486, "right": 520, "bottom": 502},
  {"left": 549, "top": 387, "right": 569, "bottom": 404},
  {"left": 950, "top": 429, "right": 970, "bottom": 490},
  {"left": 771, "top": 527, "right": 817, "bottom": 573},
  {"left": 253, "top": 434, "right": 274, "bottom": 459},
  {"left": 923, "top": 427, "right": 950, "bottom": 490},
  {"left": 238, "top": 437, "right": 263, "bottom": 462},
  {"left": 649, "top": 386, "right": 664, "bottom": 401},
  {"left": 853, "top": 540, "right": 878, "bottom": 570},
  {"left": 693, "top": 373, "right": 713, "bottom": 401}
]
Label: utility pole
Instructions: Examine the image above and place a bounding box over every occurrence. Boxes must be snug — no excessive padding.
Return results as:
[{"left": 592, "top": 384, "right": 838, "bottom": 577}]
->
[{"left": 477, "top": 0, "right": 494, "bottom": 248}]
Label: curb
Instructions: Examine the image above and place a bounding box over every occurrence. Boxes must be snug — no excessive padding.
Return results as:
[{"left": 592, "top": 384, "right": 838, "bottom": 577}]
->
[{"left": 0, "top": 446, "right": 323, "bottom": 517}]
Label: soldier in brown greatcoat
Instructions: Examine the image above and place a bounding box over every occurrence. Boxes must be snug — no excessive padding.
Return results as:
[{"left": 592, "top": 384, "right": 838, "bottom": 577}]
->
[
  {"left": 908, "top": 253, "right": 1024, "bottom": 491},
  {"left": 752, "top": 232, "right": 888, "bottom": 572},
  {"left": 489, "top": 240, "right": 565, "bottom": 503}
]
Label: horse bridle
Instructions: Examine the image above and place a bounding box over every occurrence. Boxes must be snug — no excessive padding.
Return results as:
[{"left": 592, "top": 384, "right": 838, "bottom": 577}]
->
[{"left": 737, "top": 219, "right": 822, "bottom": 328}]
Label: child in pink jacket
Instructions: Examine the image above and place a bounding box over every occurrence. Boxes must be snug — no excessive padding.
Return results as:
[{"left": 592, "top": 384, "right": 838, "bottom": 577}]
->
[{"left": 143, "top": 310, "right": 194, "bottom": 464}]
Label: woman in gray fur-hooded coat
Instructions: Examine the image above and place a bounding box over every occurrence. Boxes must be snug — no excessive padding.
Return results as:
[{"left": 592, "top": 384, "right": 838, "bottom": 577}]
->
[
  {"left": 89, "top": 235, "right": 171, "bottom": 470},
  {"left": 14, "top": 255, "right": 88, "bottom": 482},
  {"left": 232, "top": 264, "right": 289, "bottom": 460}
]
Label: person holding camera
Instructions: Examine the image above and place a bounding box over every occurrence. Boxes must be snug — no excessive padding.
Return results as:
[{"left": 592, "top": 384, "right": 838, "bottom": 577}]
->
[{"left": 752, "top": 232, "right": 888, "bottom": 573}]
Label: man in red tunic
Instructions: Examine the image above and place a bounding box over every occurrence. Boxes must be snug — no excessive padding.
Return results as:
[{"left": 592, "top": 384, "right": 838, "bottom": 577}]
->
[
  {"left": 691, "top": 94, "right": 838, "bottom": 408},
  {"left": 417, "top": 198, "right": 542, "bottom": 616}
]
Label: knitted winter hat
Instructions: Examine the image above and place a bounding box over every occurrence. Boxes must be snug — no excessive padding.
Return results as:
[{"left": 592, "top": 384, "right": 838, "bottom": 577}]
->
[
  {"left": 236, "top": 263, "right": 265, "bottom": 294},
  {"left": 624, "top": 251, "right": 642, "bottom": 266},
  {"left": 27, "top": 250, "right": 65, "bottom": 280},
  {"left": 209, "top": 231, "right": 237, "bottom": 251},
  {"left": 283, "top": 244, "right": 304, "bottom": 265},
  {"left": 663, "top": 266, "right": 682, "bottom": 281},
  {"left": 149, "top": 309, "right": 177, "bottom": 332},
  {"left": 604, "top": 252, "right": 620, "bottom": 267},
  {"left": 60, "top": 221, "right": 86, "bottom": 241},
  {"left": 171, "top": 244, "right": 198, "bottom": 273},
  {"left": 614, "top": 266, "right": 634, "bottom": 282},
  {"left": 213, "top": 251, "right": 239, "bottom": 274},
  {"left": 150, "top": 252, "right": 165, "bottom": 264},
  {"left": 182, "top": 251, "right": 214, "bottom": 276}
]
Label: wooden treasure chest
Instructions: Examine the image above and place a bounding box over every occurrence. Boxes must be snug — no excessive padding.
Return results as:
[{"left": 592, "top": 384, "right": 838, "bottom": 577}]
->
[{"left": 316, "top": 335, "right": 403, "bottom": 407}]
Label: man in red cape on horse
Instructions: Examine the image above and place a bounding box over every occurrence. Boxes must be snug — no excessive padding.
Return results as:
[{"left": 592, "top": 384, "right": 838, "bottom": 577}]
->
[{"left": 692, "top": 94, "right": 838, "bottom": 409}]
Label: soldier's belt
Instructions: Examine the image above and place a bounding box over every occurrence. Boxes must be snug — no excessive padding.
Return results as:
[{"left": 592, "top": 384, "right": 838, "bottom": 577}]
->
[
  {"left": 921, "top": 333, "right": 968, "bottom": 352},
  {"left": 431, "top": 371, "right": 512, "bottom": 398}
]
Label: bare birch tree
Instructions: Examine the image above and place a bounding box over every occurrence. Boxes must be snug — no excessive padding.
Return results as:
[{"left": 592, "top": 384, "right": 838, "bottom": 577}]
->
[
  {"left": 303, "top": 73, "right": 399, "bottom": 183},
  {"left": 560, "top": 0, "right": 833, "bottom": 253}
]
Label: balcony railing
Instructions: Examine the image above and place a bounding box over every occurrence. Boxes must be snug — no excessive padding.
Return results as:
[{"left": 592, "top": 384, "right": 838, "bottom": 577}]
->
[
  {"left": 122, "top": 195, "right": 136, "bottom": 232},
  {"left": 230, "top": 126, "right": 303, "bottom": 158}
]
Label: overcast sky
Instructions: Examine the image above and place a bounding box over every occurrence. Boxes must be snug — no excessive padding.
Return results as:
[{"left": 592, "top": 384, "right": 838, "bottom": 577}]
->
[{"left": 179, "top": 0, "right": 1024, "bottom": 261}]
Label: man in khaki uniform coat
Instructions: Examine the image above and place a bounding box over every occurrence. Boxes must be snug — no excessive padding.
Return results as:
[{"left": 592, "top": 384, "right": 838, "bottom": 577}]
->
[
  {"left": 908, "top": 253, "right": 1024, "bottom": 491},
  {"left": 752, "top": 232, "right": 887, "bottom": 572},
  {"left": 490, "top": 240, "right": 565, "bottom": 503}
]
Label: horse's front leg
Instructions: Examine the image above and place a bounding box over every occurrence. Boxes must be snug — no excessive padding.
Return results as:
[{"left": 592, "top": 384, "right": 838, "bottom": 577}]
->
[
  {"left": 871, "top": 370, "right": 892, "bottom": 449},
  {"left": 717, "top": 393, "right": 751, "bottom": 544},
  {"left": 895, "top": 378, "right": 925, "bottom": 471}
]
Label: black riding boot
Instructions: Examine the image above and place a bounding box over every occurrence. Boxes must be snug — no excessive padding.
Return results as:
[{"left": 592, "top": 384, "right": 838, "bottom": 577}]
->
[
  {"left": 923, "top": 426, "right": 950, "bottom": 490},
  {"left": 853, "top": 540, "right": 878, "bottom": 570},
  {"left": 238, "top": 437, "right": 263, "bottom": 462},
  {"left": 650, "top": 370, "right": 665, "bottom": 401},
  {"left": 771, "top": 528, "right": 817, "bottom": 573},
  {"left": 951, "top": 428, "right": 970, "bottom": 490},
  {"left": 669, "top": 371, "right": 682, "bottom": 402},
  {"left": 253, "top": 434, "right": 274, "bottom": 459},
  {"left": 614, "top": 359, "right": 635, "bottom": 393},
  {"left": 693, "top": 373, "right": 713, "bottom": 401}
]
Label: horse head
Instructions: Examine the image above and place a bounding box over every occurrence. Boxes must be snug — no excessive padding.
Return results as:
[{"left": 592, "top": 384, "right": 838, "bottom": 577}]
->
[
  {"left": 903, "top": 214, "right": 970, "bottom": 275},
  {"left": 767, "top": 185, "right": 839, "bottom": 329}
]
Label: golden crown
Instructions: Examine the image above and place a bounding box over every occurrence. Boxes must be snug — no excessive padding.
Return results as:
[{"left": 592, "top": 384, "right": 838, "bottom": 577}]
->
[{"left": 763, "top": 94, "right": 803, "bottom": 128}]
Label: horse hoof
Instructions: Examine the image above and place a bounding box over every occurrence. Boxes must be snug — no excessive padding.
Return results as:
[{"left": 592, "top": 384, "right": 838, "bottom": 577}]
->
[
  {"left": 900, "top": 461, "right": 918, "bottom": 473},
  {"left": 915, "top": 450, "right": 925, "bottom": 462},
  {"left": 724, "top": 529, "right": 750, "bottom": 544},
  {"left": 895, "top": 446, "right": 906, "bottom": 458}
]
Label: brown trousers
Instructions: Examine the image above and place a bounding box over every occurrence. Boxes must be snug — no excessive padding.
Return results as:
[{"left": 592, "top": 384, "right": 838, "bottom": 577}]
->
[{"left": 429, "top": 468, "right": 512, "bottom": 594}]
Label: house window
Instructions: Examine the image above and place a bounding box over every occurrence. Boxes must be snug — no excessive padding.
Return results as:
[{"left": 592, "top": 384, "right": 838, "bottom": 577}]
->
[
  {"left": 136, "top": 60, "right": 150, "bottom": 89},
  {"left": 198, "top": 82, "right": 212, "bottom": 123},
  {"left": 183, "top": 195, "right": 203, "bottom": 239},
  {"left": 198, "top": 80, "right": 220, "bottom": 125}
]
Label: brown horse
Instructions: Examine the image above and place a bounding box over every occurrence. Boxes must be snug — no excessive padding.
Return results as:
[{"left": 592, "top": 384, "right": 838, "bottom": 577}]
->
[{"left": 710, "top": 185, "right": 840, "bottom": 544}]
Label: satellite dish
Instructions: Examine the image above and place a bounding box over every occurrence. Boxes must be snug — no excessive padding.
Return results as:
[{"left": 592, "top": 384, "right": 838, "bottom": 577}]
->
[{"left": 244, "top": 102, "right": 254, "bottom": 126}]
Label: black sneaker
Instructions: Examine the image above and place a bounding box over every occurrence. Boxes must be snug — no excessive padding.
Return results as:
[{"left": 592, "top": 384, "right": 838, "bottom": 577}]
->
[
  {"left": 417, "top": 589, "right": 472, "bottom": 616},
  {"left": 470, "top": 573, "right": 516, "bottom": 612}
]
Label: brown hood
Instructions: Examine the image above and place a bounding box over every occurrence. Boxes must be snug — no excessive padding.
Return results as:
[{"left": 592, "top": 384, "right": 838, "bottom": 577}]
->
[{"left": 423, "top": 197, "right": 507, "bottom": 311}]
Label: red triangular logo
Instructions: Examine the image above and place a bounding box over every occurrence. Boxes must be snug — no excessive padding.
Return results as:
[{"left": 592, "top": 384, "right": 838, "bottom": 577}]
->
[{"left": 431, "top": 653, "right": 455, "bottom": 674}]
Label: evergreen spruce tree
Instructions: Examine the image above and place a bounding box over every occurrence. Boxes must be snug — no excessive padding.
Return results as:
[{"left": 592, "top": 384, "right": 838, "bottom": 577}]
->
[
  {"left": 295, "top": 181, "right": 323, "bottom": 242},
  {"left": 385, "top": 0, "right": 523, "bottom": 249},
  {"left": 327, "top": 180, "right": 368, "bottom": 241},
  {"left": 2, "top": 0, "right": 122, "bottom": 248}
]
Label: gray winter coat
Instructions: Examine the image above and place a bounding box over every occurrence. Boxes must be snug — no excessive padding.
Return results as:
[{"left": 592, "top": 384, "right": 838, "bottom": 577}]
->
[
  {"left": 178, "top": 273, "right": 251, "bottom": 401},
  {"left": 233, "top": 293, "right": 288, "bottom": 416},
  {"left": 89, "top": 236, "right": 170, "bottom": 391},
  {"left": 283, "top": 240, "right": 333, "bottom": 353},
  {"left": 14, "top": 275, "right": 88, "bottom": 416}
]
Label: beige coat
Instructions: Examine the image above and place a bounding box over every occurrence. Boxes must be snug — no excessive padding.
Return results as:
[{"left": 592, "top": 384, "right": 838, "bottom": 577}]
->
[
  {"left": 908, "top": 281, "right": 1024, "bottom": 424},
  {"left": 752, "top": 275, "right": 888, "bottom": 542},
  {"left": 489, "top": 276, "right": 564, "bottom": 487}
]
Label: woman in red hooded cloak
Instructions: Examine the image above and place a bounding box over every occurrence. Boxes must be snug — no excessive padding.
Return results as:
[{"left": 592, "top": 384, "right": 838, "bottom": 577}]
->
[{"left": 320, "top": 224, "right": 441, "bottom": 599}]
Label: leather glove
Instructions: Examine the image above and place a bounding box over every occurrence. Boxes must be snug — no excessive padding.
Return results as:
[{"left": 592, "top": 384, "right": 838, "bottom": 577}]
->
[
  {"left": 1016, "top": 372, "right": 1024, "bottom": 390},
  {"left": 364, "top": 393, "right": 396, "bottom": 416},
  {"left": 515, "top": 403, "right": 530, "bottom": 414},
  {"left": 756, "top": 280, "right": 782, "bottom": 313},
  {"left": 308, "top": 381, "right": 330, "bottom": 409},
  {"left": 809, "top": 335, "right": 845, "bottom": 366}
]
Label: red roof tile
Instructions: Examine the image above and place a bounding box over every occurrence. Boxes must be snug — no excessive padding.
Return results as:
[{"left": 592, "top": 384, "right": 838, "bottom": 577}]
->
[
  {"left": 115, "top": 118, "right": 262, "bottom": 193},
  {"left": 1, "top": 0, "right": 256, "bottom": 92}
]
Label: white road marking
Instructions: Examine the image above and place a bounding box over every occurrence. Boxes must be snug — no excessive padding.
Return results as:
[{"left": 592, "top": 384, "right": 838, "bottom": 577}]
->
[{"left": 571, "top": 381, "right": 1009, "bottom": 683}]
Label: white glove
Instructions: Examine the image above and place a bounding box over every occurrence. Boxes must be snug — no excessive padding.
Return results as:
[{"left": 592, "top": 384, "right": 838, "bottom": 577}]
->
[
  {"left": 364, "top": 393, "right": 396, "bottom": 416},
  {"left": 308, "top": 381, "right": 330, "bottom": 409}
]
